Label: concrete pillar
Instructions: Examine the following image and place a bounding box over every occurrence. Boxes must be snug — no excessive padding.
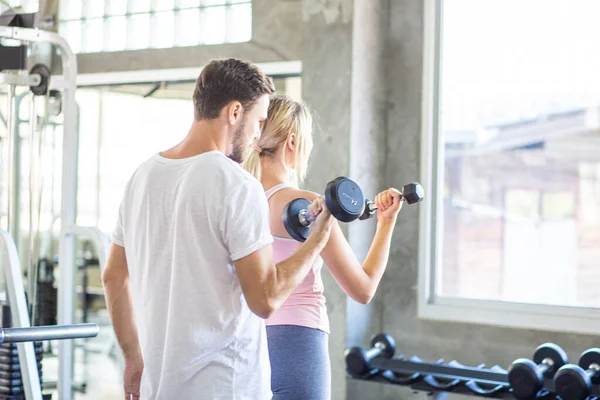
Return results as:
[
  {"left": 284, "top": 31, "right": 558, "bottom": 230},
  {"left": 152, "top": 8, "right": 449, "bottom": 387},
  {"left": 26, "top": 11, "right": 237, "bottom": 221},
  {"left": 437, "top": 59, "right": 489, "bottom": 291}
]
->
[
  {"left": 37, "top": 0, "right": 59, "bottom": 31},
  {"left": 301, "top": 2, "right": 353, "bottom": 398},
  {"left": 302, "top": 0, "right": 388, "bottom": 398},
  {"left": 346, "top": 0, "right": 389, "bottom": 399}
]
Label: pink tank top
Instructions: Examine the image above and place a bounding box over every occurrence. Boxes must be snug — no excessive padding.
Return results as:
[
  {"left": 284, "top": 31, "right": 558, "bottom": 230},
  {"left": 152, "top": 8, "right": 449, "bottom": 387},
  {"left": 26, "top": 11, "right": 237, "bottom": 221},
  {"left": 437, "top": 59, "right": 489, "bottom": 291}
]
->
[{"left": 264, "top": 184, "right": 330, "bottom": 334}]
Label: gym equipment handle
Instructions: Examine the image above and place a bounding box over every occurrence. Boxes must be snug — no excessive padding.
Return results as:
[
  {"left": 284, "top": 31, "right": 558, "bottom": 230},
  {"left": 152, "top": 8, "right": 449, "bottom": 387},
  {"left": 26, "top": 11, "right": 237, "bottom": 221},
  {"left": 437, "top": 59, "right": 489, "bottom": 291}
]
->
[{"left": 0, "top": 323, "right": 100, "bottom": 345}]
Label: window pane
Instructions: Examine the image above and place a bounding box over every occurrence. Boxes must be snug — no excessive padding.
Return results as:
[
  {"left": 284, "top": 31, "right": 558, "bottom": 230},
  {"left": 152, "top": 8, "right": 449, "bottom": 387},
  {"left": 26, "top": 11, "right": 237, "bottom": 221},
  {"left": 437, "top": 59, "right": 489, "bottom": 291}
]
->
[
  {"left": 81, "top": 19, "right": 104, "bottom": 53},
  {"left": 129, "top": 0, "right": 151, "bottom": 14},
  {"left": 201, "top": 0, "right": 227, "bottom": 5},
  {"left": 153, "top": 0, "right": 175, "bottom": 11},
  {"left": 201, "top": 6, "right": 226, "bottom": 45},
  {"left": 178, "top": 0, "right": 199, "bottom": 8},
  {"left": 59, "top": 20, "right": 82, "bottom": 54},
  {"left": 438, "top": 0, "right": 600, "bottom": 308},
  {"left": 175, "top": 9, "right": 201, "bottom": 47},
  {"left": 227, "top": 3, "right": 251, "bottom": 43},
  {"left": 59, "top": 0, "right": 82, "bottom": 20},
  {"left": 151, "top": 11, "right": 175, "bottom": 48},
  {"left": 126, "top": 14, "right": 151, "bottom": 50},
  {"left": 542, "top": 192, "right": 574, "bottom": 220},
  {"left": 82, "top": 0, "right": 105, "bottom": 19},
  {"left": 106, "top": 0, "right": 127, "bottom": 16},
  {"left": 18, "top": 0, "right": 38, "bottom": 12},
  {"left": 105, "top": 17, "right": 127, "bottom": 52}
]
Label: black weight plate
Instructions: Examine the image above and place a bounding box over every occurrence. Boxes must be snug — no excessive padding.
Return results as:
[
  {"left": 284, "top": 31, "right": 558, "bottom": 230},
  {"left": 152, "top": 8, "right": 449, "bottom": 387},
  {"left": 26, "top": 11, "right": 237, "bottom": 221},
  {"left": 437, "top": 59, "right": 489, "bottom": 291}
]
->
[
  {"left": 282, "top": 198, "right": 312, "bottom": 242},
  {"left": 533, "top": 342, "right": 568, "bottom": 377},
  {"left": 325, "top": 177, "right": 364, "bottom": 223},
  {"left": 345, "top": 347, "right": 371, "bottom": 377},
  {"left": 579, "top": 348, "right": 600, "bottom": 382},
  {"left": 507, "top": 358, "right": 544, "bottom": 399},
  {"left": 0, "top": 346, "right": 42, "bottom": 356},
  {"left": 370, "top": 333, "right": 395, "bottom": 359},
  {"left": 28, "top": 64, "right": 51, "bottom": 96},
  {"left": 1, "top": 342, "right": 42, "bottom": 350},
  {"left": 0, "top": 353, "right": 42, "bottom": 365},
  {"left": 403, "top": 182, "right": 425, "bottom": 204},
  {"left": 554, "top": 365, "right": 591, "bottom": 400},
  {"left": 0, "top": 372, "right": 19, "bottom": 380},
  {"left": 0, "top": 362, "right": 41, "bottom": 372},
  {"left": 0, "top": 385, "right": 21, "bottom": 395},
  {"left": 0, "top": 378, "right": 20, "bottom": 387}
]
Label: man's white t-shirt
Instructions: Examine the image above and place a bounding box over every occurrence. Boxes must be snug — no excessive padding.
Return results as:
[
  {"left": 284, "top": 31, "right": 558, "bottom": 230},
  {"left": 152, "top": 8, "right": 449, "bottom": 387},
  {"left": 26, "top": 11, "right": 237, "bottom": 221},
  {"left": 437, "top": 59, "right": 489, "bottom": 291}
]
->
[{"left": 111, "top": 150, "right": 273, "bottom": 399}]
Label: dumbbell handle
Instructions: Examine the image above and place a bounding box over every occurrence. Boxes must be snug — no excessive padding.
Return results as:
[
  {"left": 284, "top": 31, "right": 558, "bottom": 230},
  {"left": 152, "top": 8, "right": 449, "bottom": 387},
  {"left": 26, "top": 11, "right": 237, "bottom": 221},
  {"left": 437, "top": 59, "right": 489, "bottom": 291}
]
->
[
  {"left": 364, "top": 342, "right": 387, "bottom": 361},
  {"left": 584, "top": 363, "right": 600, "bottom": 377},
  {"left": 539, "top": 358, "right": 554, "bottom": 372},
  {"left": 359, "top": 200, "right": 377, "bottom": 220},
  {"left": 298, "top": 209, "right": 317, "bottom": 227}
]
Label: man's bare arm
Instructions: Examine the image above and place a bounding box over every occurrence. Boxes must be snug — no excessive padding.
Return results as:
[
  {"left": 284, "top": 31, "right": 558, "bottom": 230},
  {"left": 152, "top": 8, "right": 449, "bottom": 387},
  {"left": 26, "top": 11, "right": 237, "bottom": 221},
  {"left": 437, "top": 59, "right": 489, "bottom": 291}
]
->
[
  {"left": 102, "top": 244, "right": 142, "bottom": 360},
  {"left": 235, "top": 196, "right": 335, "bottom": 318}
]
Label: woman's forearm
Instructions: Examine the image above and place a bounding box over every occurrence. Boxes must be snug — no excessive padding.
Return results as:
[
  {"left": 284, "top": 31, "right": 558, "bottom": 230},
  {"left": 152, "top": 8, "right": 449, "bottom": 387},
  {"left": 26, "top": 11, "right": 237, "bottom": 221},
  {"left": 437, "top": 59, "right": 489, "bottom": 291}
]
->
[{"left": 359, "top": 219, "right": 397, "bottom": 300}]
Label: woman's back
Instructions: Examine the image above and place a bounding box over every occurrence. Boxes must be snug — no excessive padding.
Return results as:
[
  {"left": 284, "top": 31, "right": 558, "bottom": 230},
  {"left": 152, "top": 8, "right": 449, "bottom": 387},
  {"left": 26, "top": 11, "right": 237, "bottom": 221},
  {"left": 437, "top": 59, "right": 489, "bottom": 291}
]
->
[{"left": 264, "top": 184, "right": 329, "bottom": 333}]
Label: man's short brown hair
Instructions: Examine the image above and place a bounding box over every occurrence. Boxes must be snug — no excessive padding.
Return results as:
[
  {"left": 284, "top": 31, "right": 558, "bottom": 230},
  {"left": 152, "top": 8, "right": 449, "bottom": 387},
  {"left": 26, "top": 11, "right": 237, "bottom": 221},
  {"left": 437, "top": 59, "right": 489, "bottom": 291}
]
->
[{"left": 193, "top": 58, "right": 275, "bottom": 120}]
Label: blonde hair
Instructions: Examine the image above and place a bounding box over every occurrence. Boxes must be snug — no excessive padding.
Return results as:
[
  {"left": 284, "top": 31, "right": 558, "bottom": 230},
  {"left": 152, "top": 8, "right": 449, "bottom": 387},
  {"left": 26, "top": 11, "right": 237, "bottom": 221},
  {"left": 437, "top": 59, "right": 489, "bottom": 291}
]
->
[{"left": 242, "top": 94, "right": 313, "bottom": 182}]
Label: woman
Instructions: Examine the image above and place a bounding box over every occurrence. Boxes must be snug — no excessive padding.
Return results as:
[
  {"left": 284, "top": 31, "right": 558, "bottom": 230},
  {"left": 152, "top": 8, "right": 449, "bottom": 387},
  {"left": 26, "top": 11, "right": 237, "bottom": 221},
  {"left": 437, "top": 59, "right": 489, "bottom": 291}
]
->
[{"left": 242, "top": 95, "right": 403, "bottom": 400}]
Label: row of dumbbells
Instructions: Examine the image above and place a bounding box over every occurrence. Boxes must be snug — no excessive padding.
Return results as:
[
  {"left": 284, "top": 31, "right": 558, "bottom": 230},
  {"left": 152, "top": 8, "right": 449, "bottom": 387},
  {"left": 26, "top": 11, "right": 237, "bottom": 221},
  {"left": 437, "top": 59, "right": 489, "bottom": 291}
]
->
[
  {"left": 509, "top": 343, "right": 600, "bottom": 400},
  {"left": 346, "top": 334, "right": 600, "bottom": 400},
  {"left": 283, "top": 176, "right": 424, "bottom": 242}
]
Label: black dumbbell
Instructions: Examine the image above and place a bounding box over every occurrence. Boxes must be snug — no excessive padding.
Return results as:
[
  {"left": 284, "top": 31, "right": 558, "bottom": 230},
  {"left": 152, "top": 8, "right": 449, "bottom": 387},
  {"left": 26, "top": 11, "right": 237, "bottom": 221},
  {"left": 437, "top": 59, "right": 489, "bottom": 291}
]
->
[
  {"left": 283, "top": 176, "right": 365, "bottom": 242},
  {"left": 507, "top": 343, "right": 568, "bottom": 399},
  {"left": 359, "top": 182, "right": 425, "bottom": 220},
  {"left": 554, "top": 348, "right": 600, "bottom": 400},
  {"left": 345, "top": 333, "right": 396, "bottom": 377}
]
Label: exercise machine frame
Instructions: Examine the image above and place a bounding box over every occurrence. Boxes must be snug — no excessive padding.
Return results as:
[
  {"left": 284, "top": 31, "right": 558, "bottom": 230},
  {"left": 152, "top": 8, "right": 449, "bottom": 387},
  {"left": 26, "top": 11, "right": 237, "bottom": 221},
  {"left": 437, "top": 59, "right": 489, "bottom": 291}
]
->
[{"left": 1, "top": 26, "right": 109, "bottom": 400}]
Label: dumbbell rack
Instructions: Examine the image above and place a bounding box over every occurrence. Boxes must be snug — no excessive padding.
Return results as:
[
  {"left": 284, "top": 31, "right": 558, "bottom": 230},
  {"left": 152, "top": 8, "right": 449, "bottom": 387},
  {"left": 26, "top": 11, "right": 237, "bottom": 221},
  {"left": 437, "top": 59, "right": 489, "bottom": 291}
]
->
[
  {"left": 351, "top": 355, "right": 532, "bottom": 399},
  {"left": 346, "top": 337, "right": 600, "bottom": 400}
]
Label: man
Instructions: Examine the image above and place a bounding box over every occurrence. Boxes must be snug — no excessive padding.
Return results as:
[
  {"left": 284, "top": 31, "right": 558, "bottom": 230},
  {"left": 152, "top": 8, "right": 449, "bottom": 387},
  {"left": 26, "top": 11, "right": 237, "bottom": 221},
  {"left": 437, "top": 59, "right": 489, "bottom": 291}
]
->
[{"left": 102, "top": 58, "right": 335, "bottom": 399}]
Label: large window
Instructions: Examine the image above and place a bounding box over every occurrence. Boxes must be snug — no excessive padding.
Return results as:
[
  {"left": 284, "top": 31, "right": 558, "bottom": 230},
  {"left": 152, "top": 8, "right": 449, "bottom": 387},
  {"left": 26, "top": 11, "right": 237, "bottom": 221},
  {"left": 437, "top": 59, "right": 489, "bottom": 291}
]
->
[
  {"left": 58, "top": 0, "right": 252, "bottom": 54},
  {"left": 420, "top": 0, "right": 600, "bottom": 333}
]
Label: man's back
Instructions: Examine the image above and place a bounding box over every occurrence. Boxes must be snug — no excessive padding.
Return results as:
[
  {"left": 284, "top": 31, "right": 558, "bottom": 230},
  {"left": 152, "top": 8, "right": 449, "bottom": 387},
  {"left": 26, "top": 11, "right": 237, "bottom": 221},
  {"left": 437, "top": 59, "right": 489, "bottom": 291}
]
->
[{"left": 111, "top": 151, "right": 273, "bottom": 399}]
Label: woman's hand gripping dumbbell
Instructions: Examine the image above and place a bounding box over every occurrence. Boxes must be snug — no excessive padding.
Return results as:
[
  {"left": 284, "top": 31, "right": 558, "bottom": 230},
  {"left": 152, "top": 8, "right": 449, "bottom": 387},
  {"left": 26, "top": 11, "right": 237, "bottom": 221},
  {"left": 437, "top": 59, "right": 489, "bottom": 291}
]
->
[{"left": 359, "top": 182, "right": 425, "bottom": 221}]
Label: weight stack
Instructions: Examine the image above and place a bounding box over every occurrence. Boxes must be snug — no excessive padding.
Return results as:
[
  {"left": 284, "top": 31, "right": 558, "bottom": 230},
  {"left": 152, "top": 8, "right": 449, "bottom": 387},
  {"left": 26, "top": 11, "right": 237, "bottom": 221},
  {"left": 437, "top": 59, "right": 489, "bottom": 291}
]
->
[
  {"left": 35, "top": 259, "right": 57, "bottom": 327},
  {"left": 0, "top": 305, "right": 48, "bottom": 400}
]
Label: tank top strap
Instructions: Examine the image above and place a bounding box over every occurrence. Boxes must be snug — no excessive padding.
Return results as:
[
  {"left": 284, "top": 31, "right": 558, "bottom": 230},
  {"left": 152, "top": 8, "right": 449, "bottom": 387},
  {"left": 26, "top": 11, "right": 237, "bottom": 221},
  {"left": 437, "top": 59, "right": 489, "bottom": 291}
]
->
[{"left": 265, "top": 183, "right": 292, "bottom": 200}]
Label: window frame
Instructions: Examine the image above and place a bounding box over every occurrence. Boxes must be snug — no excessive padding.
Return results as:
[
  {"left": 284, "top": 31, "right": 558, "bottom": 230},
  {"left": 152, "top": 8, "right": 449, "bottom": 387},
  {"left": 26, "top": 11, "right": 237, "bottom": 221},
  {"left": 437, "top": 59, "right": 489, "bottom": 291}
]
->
[
  {"left": 418, "top": 0, "right": 600, "bottom": 335},
  {"left": 58, "top": 0, "right": 253, "bottom": 54}
]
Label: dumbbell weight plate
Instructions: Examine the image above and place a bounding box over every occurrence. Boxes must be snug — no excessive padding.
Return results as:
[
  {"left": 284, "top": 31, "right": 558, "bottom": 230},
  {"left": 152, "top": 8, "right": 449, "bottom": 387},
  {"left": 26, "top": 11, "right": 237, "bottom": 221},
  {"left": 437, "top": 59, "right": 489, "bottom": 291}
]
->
[
  {"left": 579, "top": 348, "right": 600, "bottom": 383},
  {"left": 533, "top": 342, "right": 568, "bottom": 378},
  {"left": 370, "top": 333, "right": 396, "bottom": 359},
  {"left": 507, "top": 358, "right": 544, "bottom": 399},
  {"left": 554, "top": 365, "right": 592, "bottom": 400},
  {"left": 282, "top": 198, "right": 312, "bottom": 242},
  {"left": 344, "top": 347, "right": 373, "bottom": 377},
  {"left": 325, "top": 177, "right": 365, "bottom": 223},
  {"left": 403, "top": 182, "right": 425, "bottom": 205}
]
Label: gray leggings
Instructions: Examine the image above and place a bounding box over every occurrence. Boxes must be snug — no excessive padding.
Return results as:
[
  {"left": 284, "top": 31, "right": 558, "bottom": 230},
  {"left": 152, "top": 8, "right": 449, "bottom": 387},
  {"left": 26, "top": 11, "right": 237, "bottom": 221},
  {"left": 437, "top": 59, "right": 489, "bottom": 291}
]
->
[{"left": 266, "top": 325, "right": 331, "bottom": 400}]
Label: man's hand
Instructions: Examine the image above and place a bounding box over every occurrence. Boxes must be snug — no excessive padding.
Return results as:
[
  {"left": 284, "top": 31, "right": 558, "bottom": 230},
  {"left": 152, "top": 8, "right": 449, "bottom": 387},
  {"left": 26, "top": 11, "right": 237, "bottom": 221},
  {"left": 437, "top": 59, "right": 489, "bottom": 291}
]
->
[
  {"left": 124, "top": 354, "right": 144, "bottom": 399},
  {"left": 308, "top": 196, "right": 335, "bottom": 239}
]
